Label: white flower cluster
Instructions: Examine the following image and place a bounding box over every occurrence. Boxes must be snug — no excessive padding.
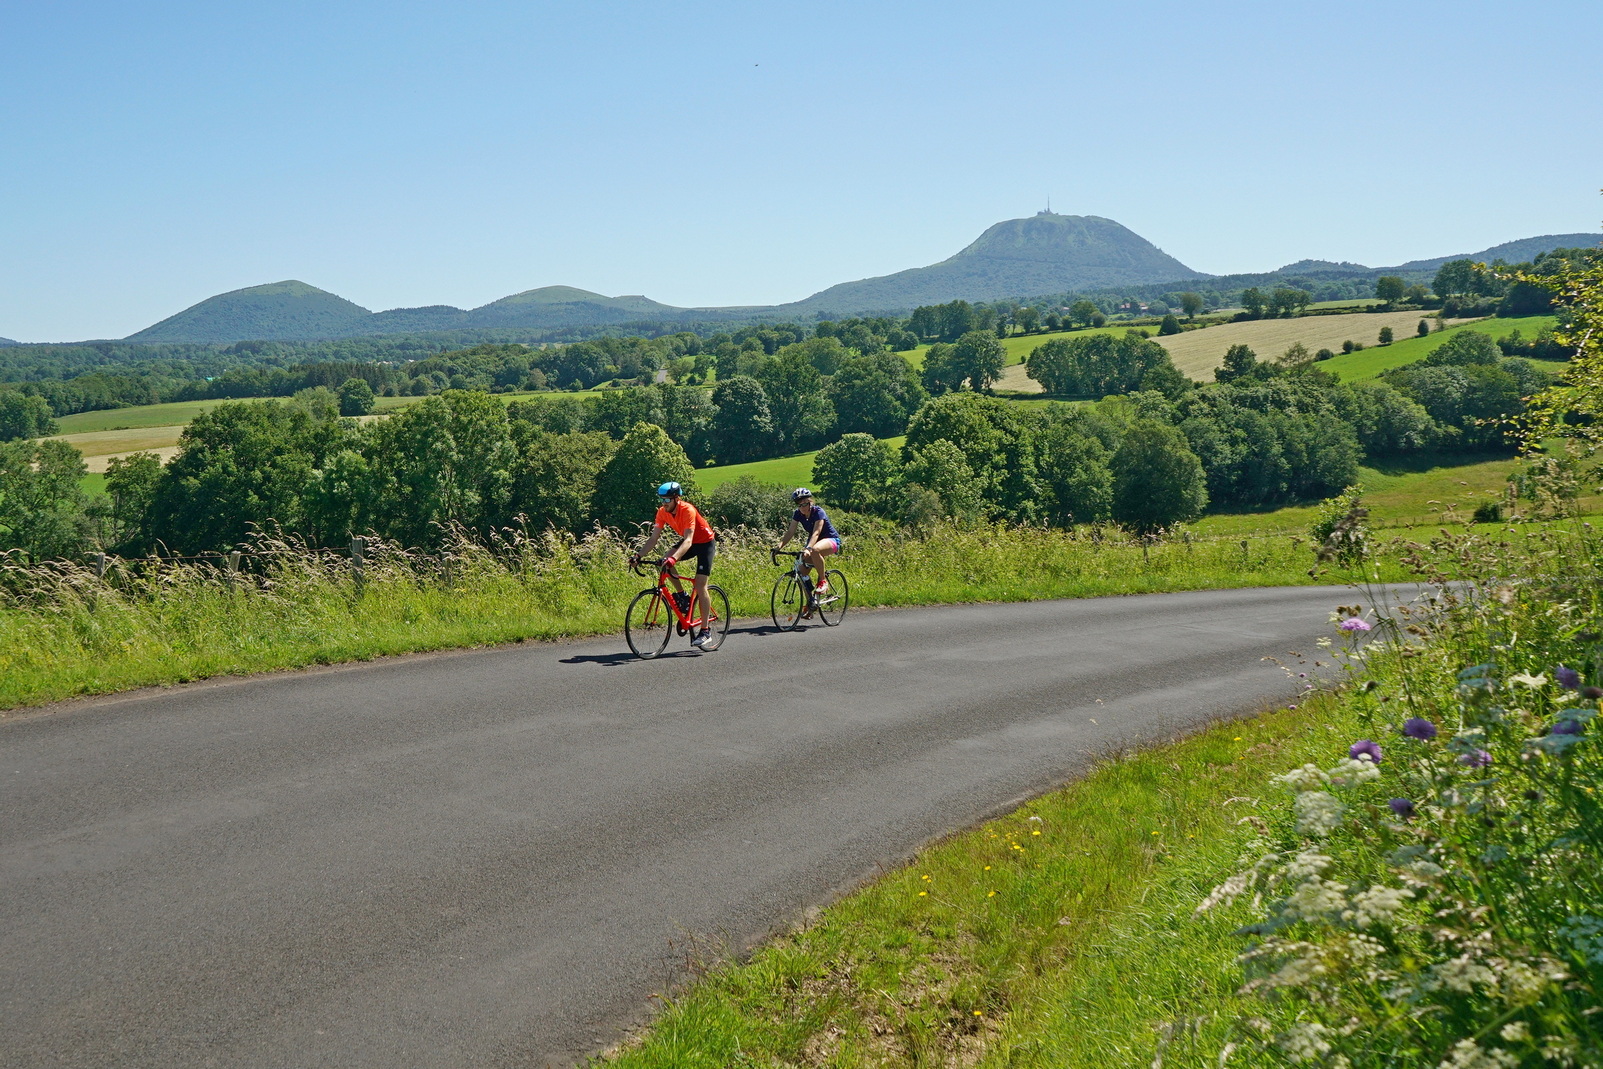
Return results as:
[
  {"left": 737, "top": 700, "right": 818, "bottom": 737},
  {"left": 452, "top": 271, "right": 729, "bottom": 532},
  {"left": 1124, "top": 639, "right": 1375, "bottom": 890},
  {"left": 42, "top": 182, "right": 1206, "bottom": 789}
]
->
[
  {"left": 1326, "top": 757, "right": 1382, "bottom": 788},
  {"left": 1293, "top": 791, "right": 1346, "bottom": 836},
  {"left": 1437, "top": 1038, "right": 1518, "bottom": 1069},
  {"left": 1277, "top": 1022, "right": 1331, "bottom": 1063},
  {"left": 1429, "top": 953, "right": 1497, "bottom": 994},
  {"left": 1284, "top": 875, "right": 1347, "bottom": 923},
  {"left": 1276, "top": 763, "right": 1330, "bottom": 791},
  {"left": 1343, "top": 884, "right": 1412, "bottom": 929},
  {"left": 1286, "top": 849, "right": 1332, "bottom": 881}
]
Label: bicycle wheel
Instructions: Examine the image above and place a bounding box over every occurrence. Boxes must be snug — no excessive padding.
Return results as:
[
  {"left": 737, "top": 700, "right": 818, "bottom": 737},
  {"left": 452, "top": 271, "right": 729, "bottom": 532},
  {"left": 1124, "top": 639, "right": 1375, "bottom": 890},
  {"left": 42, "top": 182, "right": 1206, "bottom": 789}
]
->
[
  {"left": 771, "top": 574, "right": 805, "bottom": 631},
  {"left": 699, "top": 585, "right": 732, "bottom": 651},
  {"left": 625, "top": 588, "right": 672, "bottom": 659},
  {"left": 817, "top": 570, "right": 848, "bottom": 626}
]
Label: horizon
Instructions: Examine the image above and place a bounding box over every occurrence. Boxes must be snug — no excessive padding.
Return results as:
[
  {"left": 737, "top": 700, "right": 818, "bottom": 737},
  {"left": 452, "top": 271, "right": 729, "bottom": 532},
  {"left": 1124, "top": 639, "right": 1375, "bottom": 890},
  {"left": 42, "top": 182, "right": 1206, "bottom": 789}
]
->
[{"left": 3, "top": 0, "right": 1600, "bottom": 342}]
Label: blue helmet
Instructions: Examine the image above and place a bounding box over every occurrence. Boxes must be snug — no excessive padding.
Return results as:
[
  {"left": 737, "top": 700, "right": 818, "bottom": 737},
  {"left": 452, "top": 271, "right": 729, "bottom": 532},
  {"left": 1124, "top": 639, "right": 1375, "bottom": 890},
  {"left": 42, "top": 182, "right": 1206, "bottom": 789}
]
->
[{"left": 656, "top": 481, "right": 682, "bottom": 497}]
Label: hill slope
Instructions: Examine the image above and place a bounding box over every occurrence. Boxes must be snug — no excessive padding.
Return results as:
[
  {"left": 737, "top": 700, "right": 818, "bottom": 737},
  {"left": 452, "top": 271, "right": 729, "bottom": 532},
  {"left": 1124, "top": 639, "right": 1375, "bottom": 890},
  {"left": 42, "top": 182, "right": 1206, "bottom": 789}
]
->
[
  {"left": 786, "top": 213, "right": 1207, "bottom": 314},
  {"left": 127, "top": 281, "right": 374, "bottom": 343},
  {"left": 1385, "top": 233, "right": 1600, "bottom": 273}
]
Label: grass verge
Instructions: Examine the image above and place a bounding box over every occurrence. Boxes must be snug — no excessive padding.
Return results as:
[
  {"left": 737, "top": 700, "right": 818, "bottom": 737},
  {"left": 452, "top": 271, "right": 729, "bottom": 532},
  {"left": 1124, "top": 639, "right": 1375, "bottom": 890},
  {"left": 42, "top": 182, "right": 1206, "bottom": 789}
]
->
[
  {"left": 595, "top": 690, "right": 1363, "bottom": 1068},
  {"left": 0, "top": 524, "right": 1396, "bottom": 712}
]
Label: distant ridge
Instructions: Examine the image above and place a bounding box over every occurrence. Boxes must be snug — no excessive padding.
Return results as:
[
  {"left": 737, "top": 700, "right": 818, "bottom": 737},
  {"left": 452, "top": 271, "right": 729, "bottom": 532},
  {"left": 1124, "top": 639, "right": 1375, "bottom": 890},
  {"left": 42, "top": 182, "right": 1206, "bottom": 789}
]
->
[
  {"left": 110, "top": 221, "right": 1603, "bottom": 345},
  {"left": 0, "top": 337, "right": 18, "bottom": 347},
  {"left": 784, "top": 213, "right": 1207, "bottom": 314}
]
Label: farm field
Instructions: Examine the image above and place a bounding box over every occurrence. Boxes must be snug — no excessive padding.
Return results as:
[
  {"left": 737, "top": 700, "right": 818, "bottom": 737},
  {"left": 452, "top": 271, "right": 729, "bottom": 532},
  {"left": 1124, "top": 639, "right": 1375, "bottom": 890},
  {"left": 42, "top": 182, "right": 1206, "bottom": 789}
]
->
[
  {"left": 696, "top": 436, "right": 906, "bottom": 492},
  {"left": 1154, "top": 308, "right": 1475, "bottom": 380},
  {"left": 1322, "top": 313, "right": 1559, "bottom": 381}
]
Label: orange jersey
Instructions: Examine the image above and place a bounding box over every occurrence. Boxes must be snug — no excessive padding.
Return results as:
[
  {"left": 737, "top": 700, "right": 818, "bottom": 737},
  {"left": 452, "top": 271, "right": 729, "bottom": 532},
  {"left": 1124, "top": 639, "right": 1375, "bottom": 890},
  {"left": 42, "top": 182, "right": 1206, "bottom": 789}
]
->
[{"left": 655, "top": 500, "right": 715, "bottom": 543}]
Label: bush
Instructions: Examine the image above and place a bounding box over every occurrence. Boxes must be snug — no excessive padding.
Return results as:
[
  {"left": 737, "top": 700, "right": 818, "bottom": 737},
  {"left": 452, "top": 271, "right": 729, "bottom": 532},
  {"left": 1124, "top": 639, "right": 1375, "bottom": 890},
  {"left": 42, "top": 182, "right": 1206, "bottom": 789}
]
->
[
  {"left": 1471, "top": 500, "right": 1503, "bottom": 524},
  {"left": 704, "top": 477, "right": 791, "bottom": 532},
  {"left": 1378, "top": 326, "right": 1394, "bottom": 345}
]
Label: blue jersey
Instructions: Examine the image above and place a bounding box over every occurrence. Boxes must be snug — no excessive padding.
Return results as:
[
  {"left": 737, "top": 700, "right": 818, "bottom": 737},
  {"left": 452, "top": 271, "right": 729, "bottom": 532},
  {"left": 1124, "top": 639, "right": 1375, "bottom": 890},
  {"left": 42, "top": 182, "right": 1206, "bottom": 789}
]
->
[{"left": 795, "top": 504, "right": 839, "bottom": 543}]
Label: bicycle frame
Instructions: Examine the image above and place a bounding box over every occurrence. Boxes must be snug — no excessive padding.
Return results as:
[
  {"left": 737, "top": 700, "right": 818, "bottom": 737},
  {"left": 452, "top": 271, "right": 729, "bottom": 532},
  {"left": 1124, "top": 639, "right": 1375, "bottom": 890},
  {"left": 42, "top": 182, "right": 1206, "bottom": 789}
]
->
[{"left": 635, "top": 558, "right": 711, "bottom": 630}]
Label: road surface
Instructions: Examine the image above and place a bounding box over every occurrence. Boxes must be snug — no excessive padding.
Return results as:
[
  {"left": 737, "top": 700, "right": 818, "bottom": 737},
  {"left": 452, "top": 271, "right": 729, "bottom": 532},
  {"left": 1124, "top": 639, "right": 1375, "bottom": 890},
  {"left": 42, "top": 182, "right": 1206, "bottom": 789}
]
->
[{"left": 1, "top": 586, "right": 1394, "bottom": 1067}]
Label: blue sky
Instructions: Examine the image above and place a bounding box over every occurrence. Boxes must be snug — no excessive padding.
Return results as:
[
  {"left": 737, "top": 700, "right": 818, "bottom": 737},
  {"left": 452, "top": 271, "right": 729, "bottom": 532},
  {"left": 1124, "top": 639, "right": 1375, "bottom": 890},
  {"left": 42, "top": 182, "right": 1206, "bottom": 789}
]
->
[{"left": 2, "top": 0, "right": 1600, "bottom": 341}]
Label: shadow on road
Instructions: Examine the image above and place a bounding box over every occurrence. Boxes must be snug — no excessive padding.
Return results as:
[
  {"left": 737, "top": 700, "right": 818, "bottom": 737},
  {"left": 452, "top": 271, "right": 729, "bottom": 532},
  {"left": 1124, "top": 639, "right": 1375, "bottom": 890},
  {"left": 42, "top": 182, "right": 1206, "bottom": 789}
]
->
[{"left": 557, "top": 624, "right": 810, "bottom": 666}]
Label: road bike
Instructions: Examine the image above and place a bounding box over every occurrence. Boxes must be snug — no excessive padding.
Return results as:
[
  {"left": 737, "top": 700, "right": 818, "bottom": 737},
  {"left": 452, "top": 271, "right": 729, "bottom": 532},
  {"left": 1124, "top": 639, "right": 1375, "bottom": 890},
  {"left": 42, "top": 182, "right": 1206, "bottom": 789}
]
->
[
  {"left": 624, "top": 557, "right": 730, "bottom": 658},
  {"left": 769, "top": 548, "right": 848, "bottom": 631}
]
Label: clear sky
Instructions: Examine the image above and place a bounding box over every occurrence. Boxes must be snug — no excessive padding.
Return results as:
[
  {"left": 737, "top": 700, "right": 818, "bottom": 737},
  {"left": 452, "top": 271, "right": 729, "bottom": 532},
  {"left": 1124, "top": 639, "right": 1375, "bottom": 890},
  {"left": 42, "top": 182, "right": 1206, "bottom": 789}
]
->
[{"left": 3, "top": 0, "right": 1600, "bottom": 341}]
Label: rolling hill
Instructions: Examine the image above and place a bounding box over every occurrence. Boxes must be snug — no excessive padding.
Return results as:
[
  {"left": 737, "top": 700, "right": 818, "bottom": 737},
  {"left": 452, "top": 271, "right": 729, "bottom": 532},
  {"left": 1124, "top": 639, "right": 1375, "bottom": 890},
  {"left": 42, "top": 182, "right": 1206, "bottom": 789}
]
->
[{"left": 784, "top": 213, "right": 1207, "bottom": 315}]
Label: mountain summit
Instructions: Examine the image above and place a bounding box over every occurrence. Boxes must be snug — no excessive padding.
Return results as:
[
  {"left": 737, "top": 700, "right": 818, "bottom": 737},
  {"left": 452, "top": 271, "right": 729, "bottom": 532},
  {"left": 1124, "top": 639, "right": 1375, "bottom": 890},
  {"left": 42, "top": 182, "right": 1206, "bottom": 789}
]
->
[{"left": 786, "top": 213, "right": 1207, "bottom": 314}]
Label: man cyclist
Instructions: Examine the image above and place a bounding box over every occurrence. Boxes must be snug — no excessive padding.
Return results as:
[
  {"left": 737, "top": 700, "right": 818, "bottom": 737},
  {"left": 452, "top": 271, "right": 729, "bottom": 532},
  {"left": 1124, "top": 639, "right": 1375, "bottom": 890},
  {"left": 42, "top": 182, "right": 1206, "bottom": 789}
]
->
[
  {"left": 775, "top": 487, "right": 840, "bottom": 614},
  {"left": 630, "top": 481, "right": 719, "bottom": 648}
]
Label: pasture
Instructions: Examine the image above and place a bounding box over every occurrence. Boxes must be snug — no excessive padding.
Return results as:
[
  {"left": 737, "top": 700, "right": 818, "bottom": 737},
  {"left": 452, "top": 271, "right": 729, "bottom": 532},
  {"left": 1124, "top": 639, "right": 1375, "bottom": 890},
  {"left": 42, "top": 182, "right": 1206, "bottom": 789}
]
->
[
  {"left": 1152, "top": 308, "right": 1477, "bottom": 380},
  {"left": 1322, "top": 313, "right": 1559, "bottom": 381},
  {"left": 695, "top": 436, "right": 907, "bottom": 492}
]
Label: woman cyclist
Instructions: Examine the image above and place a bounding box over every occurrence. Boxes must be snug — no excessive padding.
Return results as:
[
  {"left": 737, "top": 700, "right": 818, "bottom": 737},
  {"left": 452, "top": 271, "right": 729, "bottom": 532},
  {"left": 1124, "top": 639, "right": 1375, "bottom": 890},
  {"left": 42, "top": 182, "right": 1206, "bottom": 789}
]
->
[
  {"left": 775, "top": 487, "right": 840, "bottom": 613},
  {"left": 630, "top": 482, "right": 719, "bottom": 648}
]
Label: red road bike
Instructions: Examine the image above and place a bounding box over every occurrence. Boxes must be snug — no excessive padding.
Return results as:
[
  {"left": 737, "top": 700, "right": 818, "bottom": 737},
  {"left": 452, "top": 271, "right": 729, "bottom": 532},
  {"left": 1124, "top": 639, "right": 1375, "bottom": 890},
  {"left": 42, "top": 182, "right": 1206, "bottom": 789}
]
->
[{"left": 624, "top": 557, "right": 731, "bottom": 658}]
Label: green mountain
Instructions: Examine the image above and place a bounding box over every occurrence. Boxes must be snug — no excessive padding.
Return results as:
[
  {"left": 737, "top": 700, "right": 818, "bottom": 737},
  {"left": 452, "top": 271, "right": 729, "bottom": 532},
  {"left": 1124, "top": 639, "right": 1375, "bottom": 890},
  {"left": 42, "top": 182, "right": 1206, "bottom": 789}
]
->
[
  {"left": 782, "top": 213, "right": 1208, "bottom": 315},
  {"left": 1385, "top": 233, "right": 1600, "bottom": 274},
  {"left": 0, "top": 337, "right": 18, "bottom": 347},
  {"left": 127, "top": 281, "right": 375, "bottom": 344}
]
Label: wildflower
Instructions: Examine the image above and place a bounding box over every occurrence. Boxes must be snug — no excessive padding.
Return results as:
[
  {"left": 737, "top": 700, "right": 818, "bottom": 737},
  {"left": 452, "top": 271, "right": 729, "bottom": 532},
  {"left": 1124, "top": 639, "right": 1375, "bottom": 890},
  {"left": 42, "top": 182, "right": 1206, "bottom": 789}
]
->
[
  {"left": 1555, "top": 665, "right": 1581, "bottom": 689},
  {"left": 1458, "top": 749, "right": 1493, "bottom": 768},
  {"left": 1348, "top": 738, "right": 1382, "bottom": 763},
  {"left": 1286, "top": 850, "right": 1332, "bottom": 880},
  {"left": 1293, "top": 791, "right": 1345, "bottom": 836},
  {"left": 1388, "top": 798, "right": 1416, "bottom": 819},
  {"left": 1327, "top": 757, "right": 1381, "bottom": 788},
  {"left": 1402, "top": 717, "right": 1438, "bottom": 740},
  {"left": 1550, "top": 718, "right": 1583, "bottom": 735},
  {"left": 1582, "top": 685, "right": 1603, "bottom": 699},
  {"left": 1338, "top": 617, "right": 1371, "bottom": 632},
  {"left": 1275, "top": 764, "right": 1329, "bottom": 791},
  {"left": 1431, "top": 953, "right": 1497, "bottom": 993},
  {"left": 1276, "top": 1021, "right": 1331, "bottom": 1063},
  {"left": 1438, "top": 1038, "right": 1517, "bottom": 1069},
  {"left": 1345, "top": 884, "right": 1411, "bottom": 929},
  {"left": 1558, "top": 915, "right": 1603, "bottom": 966},
  {"left": 1499, "top": 1022, "right": 1529, "bottom": 1043},
  {"left": 1509, "top": 671, "right": 1548, "bottom": 689}
]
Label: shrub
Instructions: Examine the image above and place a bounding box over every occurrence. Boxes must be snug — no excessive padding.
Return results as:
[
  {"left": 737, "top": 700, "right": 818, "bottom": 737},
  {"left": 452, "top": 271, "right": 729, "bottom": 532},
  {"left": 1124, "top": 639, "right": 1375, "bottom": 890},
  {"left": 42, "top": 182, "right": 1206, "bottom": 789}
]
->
[{"left": 704, "top": 477, "right": 790, "bottom": 532}]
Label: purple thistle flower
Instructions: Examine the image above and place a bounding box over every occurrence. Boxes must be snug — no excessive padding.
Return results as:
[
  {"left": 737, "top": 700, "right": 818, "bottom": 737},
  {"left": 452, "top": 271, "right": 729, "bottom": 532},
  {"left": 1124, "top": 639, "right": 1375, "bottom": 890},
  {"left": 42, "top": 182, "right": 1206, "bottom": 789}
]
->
[
  {"left": 1349, "top": 739, "right": 1383, "bottom": 764},
  {"left": 1402, "top": 718, "right": 1438, "bottom": 741},
  {"left": 1339, "top": 617, "right": 1372, "bottom": 632},
  {"left": 1458, "top": 749, "right": 1493, "bottom": 768},
  {"left": 1388, "top": 798, "right": 1416, "bottom": 819},
  {"left": 1551, "top": 719, "right": 1584, "bottom": 736},
  {"left": 1555, "top": 665, "right": 1582, "bottom": 690}
]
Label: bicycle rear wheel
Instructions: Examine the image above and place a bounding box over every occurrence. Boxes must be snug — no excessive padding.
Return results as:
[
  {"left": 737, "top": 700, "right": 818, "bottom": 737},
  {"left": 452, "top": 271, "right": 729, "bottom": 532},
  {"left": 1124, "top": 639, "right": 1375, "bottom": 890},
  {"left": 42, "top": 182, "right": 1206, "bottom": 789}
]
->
[
  {"left": 698, "top": 585, "right": 732, "bottom": 650},
  {"left": 625, "top": 588, "right": 672, "bottom": 659},
  {"left": 771, "top": 574, "right": 805, "bottom": 631},
  {"left": 817, "top": 570, "right": 848, "bottom": 626}
]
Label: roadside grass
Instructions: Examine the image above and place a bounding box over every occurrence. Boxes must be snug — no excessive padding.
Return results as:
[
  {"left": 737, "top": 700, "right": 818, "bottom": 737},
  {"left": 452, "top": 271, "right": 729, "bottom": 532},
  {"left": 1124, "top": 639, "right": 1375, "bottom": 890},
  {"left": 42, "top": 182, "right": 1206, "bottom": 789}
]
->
[
  {"left": 1324, "top": 314, "right": 1560, "bottom": 382},
  {"left": 595, "top": 691, "right": 1363, "bottom": 1069},
  {"left": 0, "top": 524, "right": 1397, "bottom": 712}
]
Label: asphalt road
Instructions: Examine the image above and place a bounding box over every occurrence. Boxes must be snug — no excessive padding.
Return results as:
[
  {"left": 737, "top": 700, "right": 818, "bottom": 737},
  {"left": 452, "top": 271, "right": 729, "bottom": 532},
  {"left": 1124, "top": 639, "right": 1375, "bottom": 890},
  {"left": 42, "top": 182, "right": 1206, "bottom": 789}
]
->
[{"left": 2, "top": 586, "right": 1393, "bottom": 1067}]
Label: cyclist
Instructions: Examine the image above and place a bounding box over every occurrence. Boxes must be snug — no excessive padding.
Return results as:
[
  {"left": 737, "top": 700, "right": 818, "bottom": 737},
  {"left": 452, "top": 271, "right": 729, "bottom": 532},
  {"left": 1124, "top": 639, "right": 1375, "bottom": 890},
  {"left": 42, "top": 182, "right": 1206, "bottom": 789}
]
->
[
  {"left": 775, "top": 487, "right": 840, "bottom": 614},
  {"left": 630, "top": 482, "right": 719, "bottom": 648}
]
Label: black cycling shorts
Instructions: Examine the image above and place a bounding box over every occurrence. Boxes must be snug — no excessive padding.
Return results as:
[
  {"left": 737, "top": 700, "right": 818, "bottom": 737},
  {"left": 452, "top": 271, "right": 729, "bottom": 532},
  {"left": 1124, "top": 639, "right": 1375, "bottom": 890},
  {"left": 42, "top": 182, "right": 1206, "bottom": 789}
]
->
[{"left": 686, "top": 538, "right": 716, "bottom": 576}]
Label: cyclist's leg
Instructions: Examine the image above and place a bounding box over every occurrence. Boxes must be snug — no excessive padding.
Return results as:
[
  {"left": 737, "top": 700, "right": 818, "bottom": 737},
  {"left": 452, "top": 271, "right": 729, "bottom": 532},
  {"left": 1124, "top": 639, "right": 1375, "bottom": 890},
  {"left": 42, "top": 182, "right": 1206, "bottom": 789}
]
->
[{"left": 692, "top": 541, "right": 716, "bottom": 630}]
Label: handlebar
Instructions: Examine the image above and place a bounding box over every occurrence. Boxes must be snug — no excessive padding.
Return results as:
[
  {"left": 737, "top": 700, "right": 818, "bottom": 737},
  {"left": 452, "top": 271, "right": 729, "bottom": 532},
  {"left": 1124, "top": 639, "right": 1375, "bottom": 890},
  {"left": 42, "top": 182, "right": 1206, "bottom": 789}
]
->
[{"left": 770, "top": 547, "right": 803, "bottom": 565}]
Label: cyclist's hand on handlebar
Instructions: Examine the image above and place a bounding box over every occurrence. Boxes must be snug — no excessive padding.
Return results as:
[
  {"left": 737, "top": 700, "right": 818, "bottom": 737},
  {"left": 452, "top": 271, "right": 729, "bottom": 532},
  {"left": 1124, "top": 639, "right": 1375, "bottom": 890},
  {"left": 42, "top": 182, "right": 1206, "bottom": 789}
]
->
[{"left": 627, "top": 553, "right": 641, "bottom": 567}]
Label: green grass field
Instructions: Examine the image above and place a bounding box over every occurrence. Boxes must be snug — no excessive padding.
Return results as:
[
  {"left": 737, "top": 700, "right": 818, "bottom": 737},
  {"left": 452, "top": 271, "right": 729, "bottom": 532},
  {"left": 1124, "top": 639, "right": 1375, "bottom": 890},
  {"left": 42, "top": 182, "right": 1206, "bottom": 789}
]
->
[
  {"left": 696, "top": 437, "right": 906, "bottom": 491},
  {"left": 1323, "top": 314, "right": 1559, "bottom": 381}
]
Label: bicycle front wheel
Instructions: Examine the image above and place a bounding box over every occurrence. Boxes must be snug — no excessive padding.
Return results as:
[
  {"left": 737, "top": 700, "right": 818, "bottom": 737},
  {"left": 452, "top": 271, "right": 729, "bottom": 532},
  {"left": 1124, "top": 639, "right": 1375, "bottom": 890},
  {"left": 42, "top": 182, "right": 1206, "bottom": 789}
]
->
[
  {"left": 817, "top": 570, "right": 848, "bottom": 626},
  {"left": 625, "top": 588, "right": 672, "bottom": 659},
  {"left": 699, "top": 585, "right": 732, "bottom": 650},
  {"left": 771, "top": 574, "right": 805, "bottom": 631}
]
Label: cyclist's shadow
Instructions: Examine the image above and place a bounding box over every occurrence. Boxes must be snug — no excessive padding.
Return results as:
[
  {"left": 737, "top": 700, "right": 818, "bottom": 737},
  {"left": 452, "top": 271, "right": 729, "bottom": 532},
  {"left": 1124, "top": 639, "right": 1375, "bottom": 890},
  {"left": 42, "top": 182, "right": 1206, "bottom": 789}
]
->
[{"left": 557, "top": 624, "right": 797, "bottom": 667}]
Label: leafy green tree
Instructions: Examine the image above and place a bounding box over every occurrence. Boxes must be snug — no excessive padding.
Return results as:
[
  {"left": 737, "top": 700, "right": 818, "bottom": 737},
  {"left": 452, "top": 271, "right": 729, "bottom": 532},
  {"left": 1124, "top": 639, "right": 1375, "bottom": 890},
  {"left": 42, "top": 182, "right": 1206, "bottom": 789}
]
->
[
  {"left": 0, "top": 392, "right": 57, "bottom": 441},
  {"left": 101, "top": 451, "right": 163, "bottom": 552},
  {"left": 776, "top": 337, "right": 849, "bottom": 375},
  {"left": 1269, "top": 288, "right": 1311, "bottom": 317},
  {"left": 1181, "top": 292, "right": 1204, "bottom": 319},
  {"left": 902, "top": 439, "right": 983, "bottom": 520},
  {"left": 1215, "top": 344, "right": 1266, "bottom": 384},
  {"left": 1017, "top": 306, "right": 1041, "bottom": 333},
  {"left": 920, "top": 343, "right": 965, "bottom": 396},
  {"left": 709, "top": 376, "right": 775, "bottom": 464},
  {"left": 1110, "top": 420, "right": 1208, "bottom": 534},
  {"left": 592, "top": 387, "right": 665, "bottom": 440},
  {"left": 903, "top": 392, "right": 1040, "bottom": 520},
  {"left": 1433, "top": 260, "right": 1477, "bottom": 297},
  {"left": 1418, "top": 319, "right": 1432, "bottom": 338},
  {"left": 655, "top": 383, "right": 716, "bottom": 464},
  {"left": 1027, "top": 332, "right": 1176, "bottom": 397},
  {"left": 1424, "top": 331, "right": 1500, "bottom": 366},
  {"left": 0, "top": 439, "right": 89, "bottom": 560},
  {"left": 337, "top": 377, "right": 375, "bottom": 416},
  {"left": 1240, "top": 287, "right": 1267, "bottom": 319},
  {"left": 1378, "top": 327, "right": 1394, "bottom": 345},
  {"left": 591, "top": 422, "right": 699, "bottom": 532},
  {"left": 828, "top": 352, "right": 927, "bottom": 437},
  {"left": 812, "top": 433, "right": 897, "bottom": 513},
  {"left": 362, "top": 391, "right": 516, "bottom": 546},
  {"left": 1158, "top": 313, "right": 1182, "bottom": 336},
  {"left": 1034, "top": 421, "right": 1112, "bottom": 527},
  {"left": 1070, "top": 300, "right": 1099, "bottom": 327},
  {"left": 1375, "top": 276, "right": 1406, "bottom": 306},
  {"left": 1090, "top": 312, "right": 1107, "bottom": 328},
  {"left": 506, "top": 429, "right": 616, "bottom": 535},
  {"left": 950, "top": 331, "right": 1005, "bottom": 392},
  {"left": 757, "top": 350, "right": 836, "bottom": 451},
  {"left": 147, "top": 400, "right": 352, "bottom": 553}
]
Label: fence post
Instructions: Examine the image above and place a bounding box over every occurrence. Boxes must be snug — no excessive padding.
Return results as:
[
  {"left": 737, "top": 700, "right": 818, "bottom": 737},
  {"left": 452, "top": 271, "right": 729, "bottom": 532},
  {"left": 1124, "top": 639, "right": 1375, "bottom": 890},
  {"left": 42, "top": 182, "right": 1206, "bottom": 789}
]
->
[
  {"left": 350, "top": 536, "right": 366, "bottom": 594},
  {"left": 93, "top": 552, "right": 107, "bottom": 579}
]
